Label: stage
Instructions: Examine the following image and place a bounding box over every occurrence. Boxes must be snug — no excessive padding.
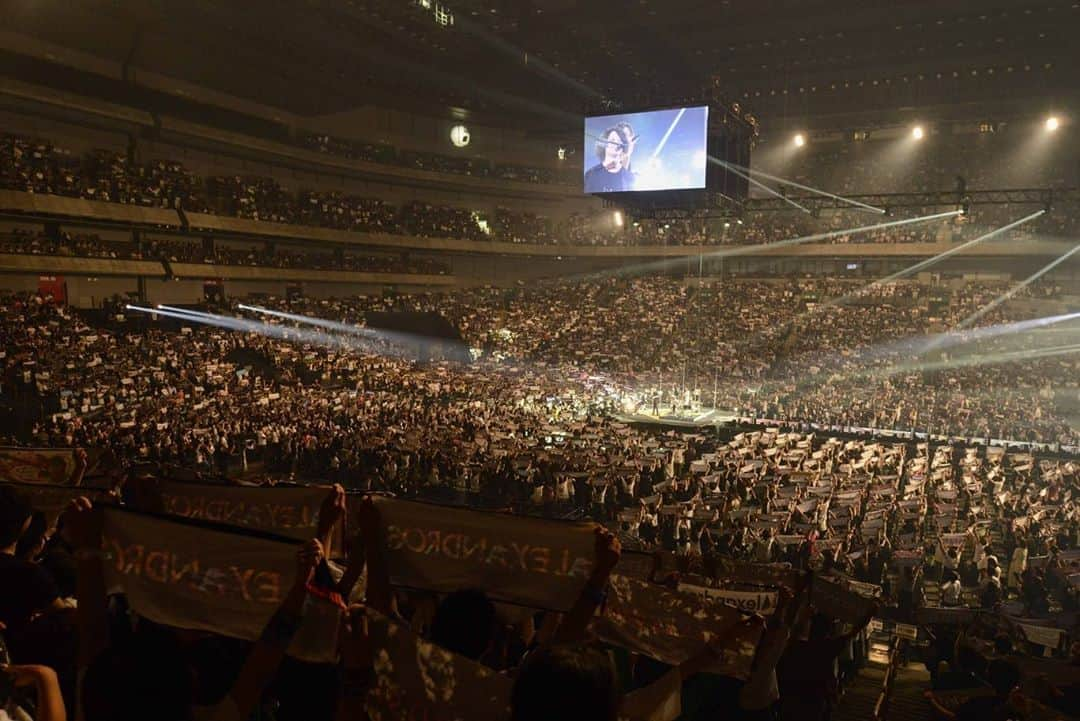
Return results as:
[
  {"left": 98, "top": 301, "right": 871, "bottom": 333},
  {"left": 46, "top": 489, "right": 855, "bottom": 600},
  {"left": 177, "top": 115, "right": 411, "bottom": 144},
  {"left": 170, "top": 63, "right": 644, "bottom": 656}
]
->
[{"left": 612, "top": 407, "right": 738, "bottom": 428}]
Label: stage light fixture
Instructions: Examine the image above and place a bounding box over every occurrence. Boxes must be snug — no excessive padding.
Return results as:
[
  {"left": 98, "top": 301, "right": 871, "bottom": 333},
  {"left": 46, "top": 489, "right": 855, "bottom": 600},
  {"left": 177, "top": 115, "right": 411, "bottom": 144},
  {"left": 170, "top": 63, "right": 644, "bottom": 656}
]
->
[
  {"left": 793, "top": 133, "right": 806, "bottom": 147},
  {"left": 449, "top": 124, "right": 470, "bottom": 147},
  {"left": 912, "top": 125, "right": 925, "bottom": 140},
  {"left": 1045, "top": 116, "right": 1060, "bottom": 132}
]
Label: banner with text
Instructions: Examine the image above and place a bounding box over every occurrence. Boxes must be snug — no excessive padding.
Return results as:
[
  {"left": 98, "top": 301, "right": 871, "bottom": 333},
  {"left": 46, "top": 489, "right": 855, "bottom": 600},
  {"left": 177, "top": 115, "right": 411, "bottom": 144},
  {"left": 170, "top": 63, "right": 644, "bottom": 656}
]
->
[
  {"left": 156, "top": 480, "right": 334, "bottom": 543},
  {"left": 679, "top": 584, "right": 779, "bottom": 616},
  {"left": 370, "top": 497, "right": 597, "bottom": 611},
  {"left": 101, "top": 507, "right": 339, "bottom": 663}
]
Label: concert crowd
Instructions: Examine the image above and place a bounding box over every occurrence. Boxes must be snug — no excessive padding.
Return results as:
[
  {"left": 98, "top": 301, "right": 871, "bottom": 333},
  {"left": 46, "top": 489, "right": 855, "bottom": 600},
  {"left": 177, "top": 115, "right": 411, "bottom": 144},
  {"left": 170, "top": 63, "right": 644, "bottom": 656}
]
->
[
  {"left": 0, "top": 126, "right": 1079, "bottom": 721},
  {"left": 0, "top": 230, "right": 449, "bottom": 277},
  {"left": 6, "top": 132, "right": 1078, "bottom": 248}
]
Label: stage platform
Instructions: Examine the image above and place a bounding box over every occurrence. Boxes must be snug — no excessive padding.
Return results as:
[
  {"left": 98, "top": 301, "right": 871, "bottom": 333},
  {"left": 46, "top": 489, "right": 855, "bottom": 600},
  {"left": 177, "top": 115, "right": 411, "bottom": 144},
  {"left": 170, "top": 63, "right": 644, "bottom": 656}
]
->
[{"left": 612, "top": 408, "right": 738, "bottom": 428}]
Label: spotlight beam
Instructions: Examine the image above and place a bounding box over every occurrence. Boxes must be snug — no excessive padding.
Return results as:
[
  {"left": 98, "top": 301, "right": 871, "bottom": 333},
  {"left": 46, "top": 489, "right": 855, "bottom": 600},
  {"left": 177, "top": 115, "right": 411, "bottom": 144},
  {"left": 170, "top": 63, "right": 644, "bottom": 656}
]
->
[
  {"left": 711, "top": 157, "right": 811, "bottom": 214},
  {"left": 728, "top": 211, "right": 1043, "bottom": 360},
  {"left": 918, "top": 312, "right": 1080, "bottom": 358},
  {"left": 130, "top": 305, "right": 448, "bottom": 362},
  {"left": 781, "top": 310, "right": 1080, "bottom": 399},
  {"left": 955, "top": 242, "right": 1080, "bottom": 331},
  {"left": 138, "top": 305, "right": 363, "bottom": 352},
  {"left": 836, "top": 210, "right": 1046, "bottom": 307},
  {"left": 826, "top": 311, "right": 1080, "bottom": 371},
  {"left": 870, "top": 342, "right": 1080, "bottom": 380},
  {"left": 236, "top": 304, "right": 372, "bottom": 336},
  {"left": 573, "top": 209, "right": 962, "bottom": 281},
  {"left": 721, "top": 161, "right": 886, "bottom": 214},
  {"left": 238, "top": 304, "right": 469, "bottom": 354}
]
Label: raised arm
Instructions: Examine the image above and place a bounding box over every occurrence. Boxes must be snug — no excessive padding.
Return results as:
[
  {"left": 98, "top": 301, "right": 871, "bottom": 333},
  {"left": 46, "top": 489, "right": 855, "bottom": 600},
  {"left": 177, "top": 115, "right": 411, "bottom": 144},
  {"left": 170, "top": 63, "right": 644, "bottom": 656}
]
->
[
  {"left": 65, "top": 497, "right": 108, "bottom": 670},
  {"left": 334, "top": 605, "right": 373, "bottom": 721},
  {"left": 6, "top": 665, "right": 67, "bottom": 721},
  {"left": 552, "top": 527, "right": 620, "bottom": 645},
  {"left": 317, "top": 484, "right": 347, "bottom": 561},
  {"left": 335, "top": 526, "right": 367, "bottom": 601},
  {"left": 225, "top": 539, "right": 323, "bottom": 719},
  {"left": 357, "top": 496, "right": 394, "bottom": 615}
]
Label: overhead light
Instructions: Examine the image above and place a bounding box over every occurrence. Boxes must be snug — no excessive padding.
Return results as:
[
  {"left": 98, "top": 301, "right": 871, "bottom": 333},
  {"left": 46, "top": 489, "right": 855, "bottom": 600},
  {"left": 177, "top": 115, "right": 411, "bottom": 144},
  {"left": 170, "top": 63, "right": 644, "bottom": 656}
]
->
[
  {"left": 912, "top": 125, "right": 925, "bottom": 140},
  {"left": 793, "top": 133, "right": 806, "bottom": 147},
  {"left": 449, "top": 124, "right": 470, "bottom": 147},
  {"left": 1045, "top": 116, "right": 1060, "bottom": 132}
]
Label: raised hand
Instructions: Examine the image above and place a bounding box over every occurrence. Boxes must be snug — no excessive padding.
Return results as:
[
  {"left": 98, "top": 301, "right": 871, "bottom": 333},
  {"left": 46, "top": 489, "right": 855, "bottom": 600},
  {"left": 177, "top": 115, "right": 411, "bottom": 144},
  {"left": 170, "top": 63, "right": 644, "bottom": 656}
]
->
[
  {"left": 296, "top": 538, "right": 325, "bottom": 588},
  {"left": 318, "top": 484, "right": 347, "bottom": 536},
  {"left": 356, "top": 495, "right": 380, "bottom": 542},
  {"left": 63, "top": 496, "right": 102, "bottom": 551},
  {"left": 593, "top": 526, "right": 621, "bottom": 579}
]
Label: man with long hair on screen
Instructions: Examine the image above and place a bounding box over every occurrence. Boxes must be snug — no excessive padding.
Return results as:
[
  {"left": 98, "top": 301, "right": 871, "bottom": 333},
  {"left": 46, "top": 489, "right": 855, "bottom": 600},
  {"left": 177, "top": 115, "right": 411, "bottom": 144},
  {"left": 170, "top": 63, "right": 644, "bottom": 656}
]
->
[{"left": 584, "top": 122, "right": 637, "bottom": 192}]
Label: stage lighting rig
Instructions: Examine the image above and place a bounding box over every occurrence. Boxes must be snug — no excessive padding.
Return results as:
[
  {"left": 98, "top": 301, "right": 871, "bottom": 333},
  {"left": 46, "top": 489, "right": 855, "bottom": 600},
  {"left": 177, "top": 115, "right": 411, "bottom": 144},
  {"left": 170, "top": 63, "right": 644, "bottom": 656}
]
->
[
  {"left": 955, "top": 176, "right": 969, "bottom": 216},
  {"left": 412, "top": 0, "right": 455, "bottom": 27}
]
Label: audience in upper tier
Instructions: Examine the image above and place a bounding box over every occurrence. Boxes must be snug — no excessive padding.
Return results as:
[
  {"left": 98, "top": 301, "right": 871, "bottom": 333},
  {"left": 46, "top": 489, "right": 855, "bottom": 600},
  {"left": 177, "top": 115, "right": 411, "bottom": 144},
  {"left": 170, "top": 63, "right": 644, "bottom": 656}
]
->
[
  {"left": 4, "top": 131, "right": 1077, "bottom": 246},
  {"left": 300, "top": 132, "right": 572, "bottom": 185},
  {"left": 0, "top": 229, "right": 450, "bottom": 276}
]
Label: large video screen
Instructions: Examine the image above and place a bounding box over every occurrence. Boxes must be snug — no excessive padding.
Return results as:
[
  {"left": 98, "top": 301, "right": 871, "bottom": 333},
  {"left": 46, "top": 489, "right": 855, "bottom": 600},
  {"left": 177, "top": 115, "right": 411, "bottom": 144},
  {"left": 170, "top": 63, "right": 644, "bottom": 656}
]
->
[{"left": 583, "top": 106, "right": 708, "bottom": 193}]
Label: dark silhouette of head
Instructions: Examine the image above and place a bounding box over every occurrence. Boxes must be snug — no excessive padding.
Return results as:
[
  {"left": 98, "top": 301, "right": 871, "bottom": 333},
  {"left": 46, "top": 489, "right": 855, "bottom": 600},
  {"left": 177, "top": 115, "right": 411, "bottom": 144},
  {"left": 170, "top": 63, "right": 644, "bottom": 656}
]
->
[
  {"left": 512, "top": 645, "right": 620, "bottom": 721},
  {"left": 429, "top": 588, "right": 497, "bottom": 660}
]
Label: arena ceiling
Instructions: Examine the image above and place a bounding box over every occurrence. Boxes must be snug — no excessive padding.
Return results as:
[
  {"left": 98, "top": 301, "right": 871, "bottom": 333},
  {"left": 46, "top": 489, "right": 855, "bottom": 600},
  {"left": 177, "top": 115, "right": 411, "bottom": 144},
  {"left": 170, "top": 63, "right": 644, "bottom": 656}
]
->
[{"left": 4, "top": 0, "right": 1079, "bottom": 134}]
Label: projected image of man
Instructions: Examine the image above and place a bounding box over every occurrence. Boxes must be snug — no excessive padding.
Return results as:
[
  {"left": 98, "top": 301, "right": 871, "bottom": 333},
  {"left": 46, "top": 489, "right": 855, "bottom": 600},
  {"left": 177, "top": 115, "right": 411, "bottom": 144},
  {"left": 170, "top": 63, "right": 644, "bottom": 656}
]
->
[{"left": 584, "top": 123, "right": 637, "bottom": 193}]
